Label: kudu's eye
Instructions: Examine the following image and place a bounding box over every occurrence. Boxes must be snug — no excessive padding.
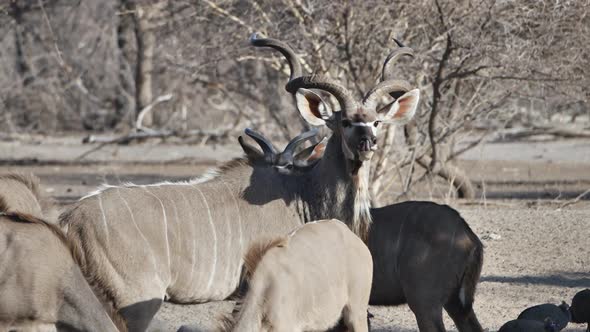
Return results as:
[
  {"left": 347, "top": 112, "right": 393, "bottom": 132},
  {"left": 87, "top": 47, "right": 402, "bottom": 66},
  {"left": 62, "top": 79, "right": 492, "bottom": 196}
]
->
[
  {"left": 286, "top": 164, "right": 293, "bottom": 170},
  {"left": 342, "top": 119, "right": 351, "bottom": 128},
  {"left": 374, "top": 121, "right": 381, "bottom": 128}
]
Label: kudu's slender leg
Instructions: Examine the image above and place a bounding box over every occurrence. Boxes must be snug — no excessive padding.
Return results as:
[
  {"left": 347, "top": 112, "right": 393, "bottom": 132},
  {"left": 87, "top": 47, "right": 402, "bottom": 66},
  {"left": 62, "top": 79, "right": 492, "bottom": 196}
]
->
[
  {"left": 344, "top": 313, "right": 370, "bottom": 332},
  {"left": 406, "top": 302, "right": 446, "bottom": 332},
  {"left": 336, "top": 305, "right": 369, "bottom": 332},
  {"left": 447, "top": 308, "right": 483, "bottom": 332},
  {"left": 444, "top": 294, "right": 483, "bottom": 332},
  {"left": 399, "top": 251, "right": 448, "bottom": 332}
]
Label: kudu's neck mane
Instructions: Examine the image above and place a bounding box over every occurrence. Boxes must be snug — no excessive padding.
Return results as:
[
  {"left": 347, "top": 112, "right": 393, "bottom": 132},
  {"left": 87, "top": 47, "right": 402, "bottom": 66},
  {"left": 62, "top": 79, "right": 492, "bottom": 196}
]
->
[
  {"left": 311, "top": 135, "right": 372, "bottom": 240},
  {"left": 79, "top": 158, "right": 253, "bottom": 200}
]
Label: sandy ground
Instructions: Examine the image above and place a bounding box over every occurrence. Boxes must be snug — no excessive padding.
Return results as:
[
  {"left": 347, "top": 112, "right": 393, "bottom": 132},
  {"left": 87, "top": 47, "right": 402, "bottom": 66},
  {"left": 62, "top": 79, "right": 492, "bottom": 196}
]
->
[
  {"left": 1, "top": 135, "right": 589, "bottom": 331},
  {"left": 2, "top": 136, "right": 590, "bottom": 202}
]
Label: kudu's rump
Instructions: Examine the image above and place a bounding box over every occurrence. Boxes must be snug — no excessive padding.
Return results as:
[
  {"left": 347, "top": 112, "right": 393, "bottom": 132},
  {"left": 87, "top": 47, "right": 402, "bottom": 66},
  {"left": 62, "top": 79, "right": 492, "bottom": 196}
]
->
[
  {"left": 369, "top": 201, "right": 484, "bottom": 332},
  {"left": 221, "top": 219, "right": 373, "bottom": 332}
]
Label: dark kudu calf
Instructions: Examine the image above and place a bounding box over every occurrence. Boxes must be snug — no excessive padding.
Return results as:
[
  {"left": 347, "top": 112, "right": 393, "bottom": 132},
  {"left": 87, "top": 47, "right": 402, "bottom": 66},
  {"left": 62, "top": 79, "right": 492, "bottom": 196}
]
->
[
  {"left": 369, "top": 202, "right": 483, "bottom": 332},
  {"left": 240, "top": 129, "right": 485, "bottom": 332}
]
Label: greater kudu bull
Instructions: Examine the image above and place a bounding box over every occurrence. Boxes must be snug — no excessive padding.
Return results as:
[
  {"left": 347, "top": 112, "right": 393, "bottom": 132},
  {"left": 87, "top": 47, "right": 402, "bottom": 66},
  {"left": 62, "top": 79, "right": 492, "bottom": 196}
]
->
[
  {"left": 58, "top": 33, "right": 419, "bottom": 331},
  {"left": 0, "top": 174, "right": 125, "bottom": 331},
  {"left": 219, "top": 219, "right": 372, "bottom": 332},
  {"left": 240, "top": 127, "right": 484, "bottom": 332}
]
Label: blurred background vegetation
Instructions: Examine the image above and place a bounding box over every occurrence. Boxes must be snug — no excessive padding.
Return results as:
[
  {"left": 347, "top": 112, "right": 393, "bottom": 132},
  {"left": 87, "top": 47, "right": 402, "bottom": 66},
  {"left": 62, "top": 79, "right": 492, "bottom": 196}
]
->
[{"left": 0, "top": 0, "right": 588, "bottom": 203}]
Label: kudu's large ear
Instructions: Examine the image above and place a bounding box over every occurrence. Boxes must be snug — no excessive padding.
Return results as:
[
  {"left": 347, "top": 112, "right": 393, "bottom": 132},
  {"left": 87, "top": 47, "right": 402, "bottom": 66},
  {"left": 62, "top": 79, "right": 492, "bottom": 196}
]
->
[
  {"left": 295, "top": 88, "right": 332, "bottom": 127},
  {"left": 378, "top": 89, "right": 420, "bottom": 125},
  {"left": 238, "top": 136, "right": 264, "bottom": 161},
  {"left": 293, "top": 136, "right": 327, "bottom": 165}
]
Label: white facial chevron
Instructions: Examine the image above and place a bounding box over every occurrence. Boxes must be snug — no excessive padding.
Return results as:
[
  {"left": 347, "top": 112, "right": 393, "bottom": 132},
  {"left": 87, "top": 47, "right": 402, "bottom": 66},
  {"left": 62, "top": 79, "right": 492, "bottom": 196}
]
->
[{"left": 350, "top": 121, "right": 379, "bottom": 136}]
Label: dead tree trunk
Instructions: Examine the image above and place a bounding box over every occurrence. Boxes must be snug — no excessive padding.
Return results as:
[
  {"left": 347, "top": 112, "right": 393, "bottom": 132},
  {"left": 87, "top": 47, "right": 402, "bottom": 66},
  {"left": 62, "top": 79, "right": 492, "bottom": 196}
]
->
[
  {"left": 116, "top": 0, "right": 136, "bottom": 128},
  {"left": 10, "top": 1, "right": 32, "bottom": 86},
  {"left": 131, "top": 3, "right": 161, "bottom": 128}
]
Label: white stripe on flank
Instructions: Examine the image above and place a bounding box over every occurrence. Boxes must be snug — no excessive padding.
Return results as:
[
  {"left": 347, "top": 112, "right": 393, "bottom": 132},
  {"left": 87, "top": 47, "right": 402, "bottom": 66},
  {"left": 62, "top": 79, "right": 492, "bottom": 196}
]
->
[
  {"left": 97, "top": 196, "right": 109, "bottom": 242},
  {"left": 143, "top": 187, "right": 171, "bottom": 280},
  {"left": 169, "top": 194, "right": 181, "bottom": 286},
  {"left": 220, "top": 186, "right": 232, "bottom": 295},
  {"left": 194, "top": 186, "right": 217, "bottom": 292},
  {"left": 117, "top": 189, "right": 158, "bottom": 272},
  {"left": 221, "top": 179, "right": 241, "bottom": 292},
  {"left": 179, "top": 190, "right": 198, "bottom": 294}
]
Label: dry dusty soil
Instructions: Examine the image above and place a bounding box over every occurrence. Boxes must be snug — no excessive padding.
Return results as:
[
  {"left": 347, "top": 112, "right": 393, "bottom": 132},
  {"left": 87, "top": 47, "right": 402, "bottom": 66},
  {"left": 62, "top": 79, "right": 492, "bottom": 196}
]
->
[{"left": 0, "top": 135, "right": 589, "bottom": 331}]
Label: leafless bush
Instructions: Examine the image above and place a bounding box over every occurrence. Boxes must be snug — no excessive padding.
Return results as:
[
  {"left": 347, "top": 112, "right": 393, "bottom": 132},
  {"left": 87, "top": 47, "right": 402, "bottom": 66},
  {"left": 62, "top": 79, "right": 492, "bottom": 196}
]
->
[{"left": 0, "top": 0, "right": 588, "bottom": 202}]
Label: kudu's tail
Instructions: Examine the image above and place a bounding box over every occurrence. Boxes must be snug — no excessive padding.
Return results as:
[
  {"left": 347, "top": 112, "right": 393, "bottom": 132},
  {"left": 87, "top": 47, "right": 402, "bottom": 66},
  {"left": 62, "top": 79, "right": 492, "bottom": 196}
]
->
[
  {"left": 460, "top": 231, "right": 484, "bottom": 311},
  {"left": 243, "top": 237, "right": 287, "bottom": 279},
  {"left": 452, "top": 234, "right": 485, "bottom": 332},
  {"left": 218, "top": 237, "right": 287, "bottom": 332}
]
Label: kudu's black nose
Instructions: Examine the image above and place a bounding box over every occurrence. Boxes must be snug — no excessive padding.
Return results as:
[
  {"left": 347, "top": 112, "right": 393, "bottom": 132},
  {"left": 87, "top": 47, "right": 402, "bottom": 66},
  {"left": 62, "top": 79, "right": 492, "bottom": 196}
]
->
[{"left": 358, "top": 136, "right": 376, "bottom": 152}]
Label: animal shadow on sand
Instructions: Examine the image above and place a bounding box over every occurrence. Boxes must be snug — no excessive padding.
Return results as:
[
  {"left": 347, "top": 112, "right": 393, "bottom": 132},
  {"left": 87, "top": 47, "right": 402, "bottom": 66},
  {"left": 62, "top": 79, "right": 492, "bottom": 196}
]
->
[{"left": 481, "top": 272, "right": 590, "bottom": 288}]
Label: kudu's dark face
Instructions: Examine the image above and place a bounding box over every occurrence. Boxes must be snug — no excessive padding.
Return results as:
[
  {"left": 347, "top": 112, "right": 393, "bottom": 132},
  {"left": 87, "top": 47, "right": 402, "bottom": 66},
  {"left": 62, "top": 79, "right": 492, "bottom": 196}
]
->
[
  {"left": 295, "top": 88, "right": 420, "bottom": 164},
  {"left": 340, "top": 109, "right": 380, "bottom": 161}
]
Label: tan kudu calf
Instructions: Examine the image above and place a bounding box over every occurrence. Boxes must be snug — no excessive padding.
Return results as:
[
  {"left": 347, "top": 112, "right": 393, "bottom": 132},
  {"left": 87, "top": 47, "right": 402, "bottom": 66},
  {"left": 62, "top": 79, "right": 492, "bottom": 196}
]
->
[
  {"left": 220, "top": 219, "right": 373, "bottom": 332},
  {"left": 0, "top": 173, "right": 125, "bottom": 332}
]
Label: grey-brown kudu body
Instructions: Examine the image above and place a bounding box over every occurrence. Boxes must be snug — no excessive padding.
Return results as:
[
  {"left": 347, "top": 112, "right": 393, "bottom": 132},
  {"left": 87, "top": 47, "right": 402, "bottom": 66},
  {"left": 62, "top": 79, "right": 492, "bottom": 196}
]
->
[
  {"left": 241, "top": 128, "right": 484, "bottom": 332},
  {"left": 58, "top": 33, "right": 419, "bottom": 331},
  {"left": 221, "top": 219, "right": 373, "bottom": 332},
  {"left": 0, "top": 174, "right": 125, "bottom": 331},
  {"left": 0, "top": 173, "right": 58, "bottom": 221}
]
